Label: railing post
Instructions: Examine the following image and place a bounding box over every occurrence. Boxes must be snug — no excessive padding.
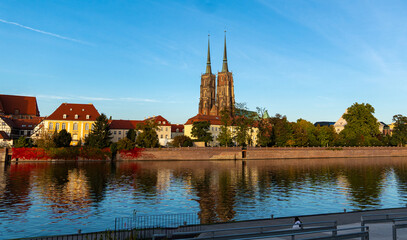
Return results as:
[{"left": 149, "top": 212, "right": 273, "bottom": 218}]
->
[{"left": 393, "top": 224, "right": 397, "bottom": 240}]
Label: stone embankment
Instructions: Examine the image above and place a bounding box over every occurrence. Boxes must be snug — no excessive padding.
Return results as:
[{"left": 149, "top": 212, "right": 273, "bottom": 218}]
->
[{"left": 136, "top": 146, "right": 407, "bottom": 161}]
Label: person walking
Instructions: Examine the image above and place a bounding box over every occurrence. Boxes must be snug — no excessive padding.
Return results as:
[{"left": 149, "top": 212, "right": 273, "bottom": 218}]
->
[{"left": 292, "top": 217, "right": 302, "bottom": 229}]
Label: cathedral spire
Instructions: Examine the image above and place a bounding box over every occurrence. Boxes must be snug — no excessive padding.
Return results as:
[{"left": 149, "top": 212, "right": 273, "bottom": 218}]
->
[
  {"left": 206, "top": 34, "right": 212, "bottom": 74},
  {"left": 222, "top": 31, "right": 228, "bottom": 72}
]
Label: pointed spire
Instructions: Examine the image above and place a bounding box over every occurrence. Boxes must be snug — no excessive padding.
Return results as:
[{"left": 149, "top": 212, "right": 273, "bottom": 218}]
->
[
  {"left": 206, "top": 34, "right": 212, "bottom": 74},
  {"left": 222, "top": 31, "right": 229, "bottom": 72}
]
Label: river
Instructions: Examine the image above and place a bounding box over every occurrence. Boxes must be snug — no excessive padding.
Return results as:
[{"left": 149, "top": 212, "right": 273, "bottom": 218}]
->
[{"left": 1, "top": 157, "right": 407, "bottom": 239}]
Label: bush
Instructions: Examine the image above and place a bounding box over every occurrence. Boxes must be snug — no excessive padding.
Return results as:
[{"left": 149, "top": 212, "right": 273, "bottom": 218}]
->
[
  {"left": 117, "top": 138, "right": 136, "bottom": 150},
  {"left": 171, "top": 135, "right": 193, "bottom": 147},
  {"left": 14, "top": 136, "right": 33, "bottom": 148}
]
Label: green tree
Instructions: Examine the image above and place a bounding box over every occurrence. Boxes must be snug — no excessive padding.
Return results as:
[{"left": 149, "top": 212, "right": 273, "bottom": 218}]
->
[
  {"left": 256, "top": 107, "right": 273, "bottom": 147},
  {"left": 392, "top": 114, "right": 407, "bottom": 146},
  {"left": 14, "top": 136, "right": 33, "bottom": 148},
  {"left": 117, "top": 137, "right": 136, "bottom": 150},
  {"left": 135, "top": 120, "right": 160, "bottom": 148},
  {"left": 126, "top": 129, "right": 137, "bottom": 142},
  {"left": 191, "top": 121, "right": 212, "bottom": 146},
  {"left": 85, "top": 113, "right": 112, "bottom": 149},
  {"left": 270, "top": 114, "right": 293, "bottom": 147},
  {"left": 53, "top": 129, "right": 72, "bottom": 147},
  {"left": 292, "top": 119, "right": 318, "bottom": 147},
  {"left": 340, "top": 103, "right": 380, "bottom": 146},
  {"left": 234, "top": 103, "right": 256, "bottom": 147},
  {"left": 316, "top": 125, "right": 337, "bottom": 147},
  {"left": 171, "top": 135, "right": 193, "bottom": 147},
  {"left": 217, "top": 109, "right": 233, "bottom": 147}
]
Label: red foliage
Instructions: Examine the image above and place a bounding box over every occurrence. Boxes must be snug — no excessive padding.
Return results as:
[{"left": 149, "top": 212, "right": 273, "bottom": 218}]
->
[
  {"left": 119, "top": 147, "right": 144, "bottom": 160},
  {"left": 12, "top": 148, "right": 51, "bottom": 160}
]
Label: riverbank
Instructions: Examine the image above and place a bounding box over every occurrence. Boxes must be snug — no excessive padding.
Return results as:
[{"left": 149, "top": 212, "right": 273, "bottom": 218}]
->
[
  {"left": 3, "top": 146, "right": 407, "bottom": 161},
  {"left": 135, "top": 146, "right": 407, "bottom": 161}
]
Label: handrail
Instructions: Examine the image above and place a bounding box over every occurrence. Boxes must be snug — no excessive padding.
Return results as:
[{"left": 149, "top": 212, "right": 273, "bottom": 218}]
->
[
  {"left": 361, "top": 213, "right": 407, "bottom": 226},
  {"left": 392, "top": 222, "right": 407, "bottom": 240}
]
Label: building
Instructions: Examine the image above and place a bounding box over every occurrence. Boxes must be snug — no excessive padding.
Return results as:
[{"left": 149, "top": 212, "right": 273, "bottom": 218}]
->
[
  {"left": 0, "top": 115, "right": 43, "bottom": 146},
  {"left": 314, "top": 121, "right": 335, "bottom": 127},
  {"left": 145, "top": 115, "right": 172, "bottom": 146},
  {"left": 109, "top": 120, "right": 141, "bottom": 142},
  {"left": 334, "top": 110, "right": 389, "bottom": 135},
  {"left": 0, "top": 94, "right": 40, "bottom": 119},
  {"left": 171, "top": 124, "right": 184, "bottom": 139},
  {"left": 39, "top": 103, "right": 100, "bottom": 145}
]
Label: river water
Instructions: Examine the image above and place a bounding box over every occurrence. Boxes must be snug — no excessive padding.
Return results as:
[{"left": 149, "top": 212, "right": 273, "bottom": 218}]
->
[{"left": 1, "top": 157, "right": 407, "bottom": 239}]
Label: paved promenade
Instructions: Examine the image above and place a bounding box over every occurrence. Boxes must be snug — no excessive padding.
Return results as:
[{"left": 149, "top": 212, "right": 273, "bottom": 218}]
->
[{"left": 197, "top": 207, "right": 407, "bottom": 239}]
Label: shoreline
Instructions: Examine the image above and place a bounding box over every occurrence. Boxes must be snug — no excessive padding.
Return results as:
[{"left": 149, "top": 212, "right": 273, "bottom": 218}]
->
[{"left": 2, "top": 146, "right": 407, "bottom": 162}]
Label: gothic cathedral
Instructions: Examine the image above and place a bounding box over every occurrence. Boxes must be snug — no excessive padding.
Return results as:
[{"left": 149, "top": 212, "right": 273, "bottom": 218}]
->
[{"left": 198, "top": 34, "right": 235, "bottom": 117}]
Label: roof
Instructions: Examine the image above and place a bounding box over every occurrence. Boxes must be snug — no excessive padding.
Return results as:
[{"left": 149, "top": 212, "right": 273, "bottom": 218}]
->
[
  {"left": 145, "top": 115, "right": 171, "bottom": 126},
  {"left": 0, "top": 116, "right": 16, "bottom": 128},
  {"left": 171, "top": 124, "right": 184, "bottom": 132},
  {"left": 314, "top": 121, "right": 335, "bottom": 127},
  {"left": 0, "top": 94, "right": 40, "bottom": 116},
  {"left": 0, "top": 131, "right": 10, "bottom": 140},
  {"left": 46, "top": 103, "right": 100, "bottom": 121},
  {"left": 13, "top": 117, "right": 44, "bottom": 130},
  {"left": 109, "top": 120, "right": 142, "bottom": 129},
  {"left": 185, "top": 114, "right": 222, "bottom": 125}
]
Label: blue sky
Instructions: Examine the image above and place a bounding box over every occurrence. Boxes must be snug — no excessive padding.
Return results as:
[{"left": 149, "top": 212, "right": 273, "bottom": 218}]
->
[{"left": 1, "top": 0, "right": 406, "bottom": 124}]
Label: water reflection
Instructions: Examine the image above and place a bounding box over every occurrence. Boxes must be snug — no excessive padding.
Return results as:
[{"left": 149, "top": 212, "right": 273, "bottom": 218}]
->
[{"left": 1, "top": 157, "right": 407, "bottom": 238}]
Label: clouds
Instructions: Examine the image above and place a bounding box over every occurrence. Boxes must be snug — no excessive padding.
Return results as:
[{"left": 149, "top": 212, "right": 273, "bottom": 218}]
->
[{"left": 0, "top": 18, "right": 88, "bottom": 44}]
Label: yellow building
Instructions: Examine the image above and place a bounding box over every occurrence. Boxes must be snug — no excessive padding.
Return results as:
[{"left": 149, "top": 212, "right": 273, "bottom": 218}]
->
[{"left": 38, "top": 103, "right": 100, "bottom": 145}]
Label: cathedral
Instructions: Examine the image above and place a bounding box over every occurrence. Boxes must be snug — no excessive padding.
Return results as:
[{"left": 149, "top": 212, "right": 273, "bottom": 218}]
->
[{"left": 198, "top": 34, "right": 235, "bottom": 117}]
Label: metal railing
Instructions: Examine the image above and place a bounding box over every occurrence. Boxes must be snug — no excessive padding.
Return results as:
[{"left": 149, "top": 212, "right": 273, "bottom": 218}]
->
[
  {"left": 392, "top": 220, "right": 407, "bottom": 240},
  {"left": 361, "top": 213, "right": 407, "bottom": 226}
]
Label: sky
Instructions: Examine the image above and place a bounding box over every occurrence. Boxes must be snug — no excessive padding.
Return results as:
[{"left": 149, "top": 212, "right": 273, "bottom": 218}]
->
[{"left": 1, "top": 0, "right": 407, "bottom": 124}]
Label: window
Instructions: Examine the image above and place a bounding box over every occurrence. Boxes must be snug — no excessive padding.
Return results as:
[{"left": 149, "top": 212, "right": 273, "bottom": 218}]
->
[
  {"left": 85, "top": 134, "right": 88, "bottom": 137},
  {"left": 211, "top": 127, "right": 214, "bottom": 131},
  {"left": 15, "top": 109, "right": 20, "bottom": 115},
  {"left": 22, "top": 125, "right": 26, "bottom": 127},
  {"left": 72, "top": 134, "right": 78, "bottom": 140},
  {"left": 2, "top": 122, "right": 5, "bottom": 126},
  {"left": 86, "top": 115, "right": 90, "bottom": 119},
  {"left": 118, "top": 131, "right": 121, "bottom": 134},
  {"left": 166, "top": 127, "right": 168, "bottom": 131},
  {"left": 91, "top": 124, "right": 95, "bottom": 130},
  {"left": 49, "top": 122, "right": 53, "bottom": 130},
  {"left": 85, "top": 123, "right": 89, "bottom": 130},
  {"left": 20, "top": 131, "right": 24, "bottom": 135},
  {"left": 63, "top": 114, "right": 67, "bottom": 119},
  {"left": 160, "top": 135, "right": 163, "bottom": 138},
  {"left": 82, "top": 109, "right": 85, "bottom": 111},
  {"left": 62, "top": 123, "right": 66, "bottom": 129},
  {"left": 125, "top": 131, "right": 128, "bottom": 134},
  {"left": 114, "top": 131, "right": 117, "bottom": 135},
  {"left": 73, "top": 123, "right": 78, "bottom": 130},
  {"left": 165, "top": 135, "right": 168, "bottom": 139},
  {"left": 28, "top": 125, "right": 32, "bottom": 127},
  {"left": 158, "top": 121, "right": 161, "bottom": 124},
  {"left": 163, "top": 121, "right": 166, "bottom": 124},
  {"left": 70, "top": 108, "right": 72, "bottom": 111},
  {"left": 176, "top": 128, "right": 179, "bottom": 133},
  {"left": 55, "top": 123, "right": 59, "bottom": 130},
  {"left": 75, "top": 114, "right": 78, "bottom": 119},
  {"left": 215, "top": 127, "right": 218, "bottom": 131},
  {"left": 118, "top": 137, "right": 121, "bottom": 140}
]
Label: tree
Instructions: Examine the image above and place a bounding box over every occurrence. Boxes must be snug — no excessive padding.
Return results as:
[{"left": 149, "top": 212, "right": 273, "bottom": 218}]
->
[
  {"left": 233, "top": 103, "right": 256, "bottom": 147},
  {"left": 292, "top": 119, "right": 318, "bottom": 147},
  {"left": 53, "top": 129, "right": 72, "bottom": 147},
  {"left": 172, "top": 135, "right": 193, "bottom": 147},
  {"left": 14, "top": 136, "right": 33, "bottom": 148},
  {"left": 126, "top": 129, "right": 137, "bottom": 142},
  {"left": 191, "top": 121, "right": 212, "bottom": 146},
  {"left": 340, "top": 103, "right": 380, "bottom": 146},
  {"left": 270, "top": 114, "right": 293, "bottom": 147},
  {"left": 392, "top": 114, "right": 407, "bottom": 146},
  {"left": 117, "top": 137, "right": 136, "bottom": 150},
  {"left": 256, "top": 107, "right": 273, "bottom": 147},
  {"left": 217, "top": 109, "right": 233, "bottom": 147},
  {"left": 316, "top": 125, "right": 337, "bottom": 147},
  {"left": 85, "top": 113, "right": 112, "bottom": 149},
  {"left": 135, "top": 120, "right": 160, "bottom": 148},
  {"left": 35, "top": 130, "right": 57, "bottom": 149}
]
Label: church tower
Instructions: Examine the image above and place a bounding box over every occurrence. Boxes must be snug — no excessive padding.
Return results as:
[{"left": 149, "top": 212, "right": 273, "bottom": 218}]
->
[
  {"left": 216, "top": 32, "right": 235, "bottom": 116},
  {"left": 199, "top": 36, "right": 217, "bottom": 115}
]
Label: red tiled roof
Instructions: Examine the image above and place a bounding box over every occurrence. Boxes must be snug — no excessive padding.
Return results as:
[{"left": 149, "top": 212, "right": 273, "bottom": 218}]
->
[
  {"left": 0, "top": 94, "right": 40, "bottom": 116},
  {"left": 171, "top": 124, "right": 184, "bottom": 133},
  {"left": 145, "top": 115, "right": 171, "bottom": 126},
  {"left": 46, "top": 103, "right": 100, "bottom": 121},
  {"left": 0, "top": 131, "right": 10, "bottom": 140},
  {"left": 185, "top": 114, "right": 223, "bottom": 125},
  {"left": 109, "top": 120, "right": 142, "bottom": 129},
  {"left": 13, "top": 117, "right": 44, "bottom": 130},
  {"left": 0, "top": 116, "right": 16, "bottom": 128}
]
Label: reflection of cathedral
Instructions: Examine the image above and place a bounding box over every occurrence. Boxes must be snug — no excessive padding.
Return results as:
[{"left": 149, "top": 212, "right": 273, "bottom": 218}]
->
[{"left": 199, "top": 33, "right": 235, "bottom": 116}]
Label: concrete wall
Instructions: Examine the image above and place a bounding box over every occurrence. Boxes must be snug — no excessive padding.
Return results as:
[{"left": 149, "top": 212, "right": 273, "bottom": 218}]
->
[{"left": 134, "top": 147, "right": 407, "bottom": 161}]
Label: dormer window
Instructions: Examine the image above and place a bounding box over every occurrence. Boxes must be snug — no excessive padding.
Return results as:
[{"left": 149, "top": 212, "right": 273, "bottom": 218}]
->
[
  {"left": 86, "top": 115, "right": 90, "bottom": 119},
  {"left": 163, "top": 121, "right": 166, "bottom": 124},
  {"left": 63, "top": 114, "right": 67, "bottom": 119},
  {"left": 82, "top": 109, "right": 85, "bottom": 111},
  {"left": 75, "top": 114, "right": 78, "bottom": 119},
  {"left": 22, "top": 125, "right": 26, "bottom": 127},
  {"left": 158, "top": 121, "right": 161, "bottom": 124},
  {"left": 28, "top": 125, "right": 32, "bottom": 127},
  {"left": 70, "top": 108, "right": 72, "bottom": 111}
]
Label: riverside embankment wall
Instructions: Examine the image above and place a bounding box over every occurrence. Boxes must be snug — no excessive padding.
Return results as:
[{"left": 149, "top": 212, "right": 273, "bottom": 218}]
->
[{"left": 135, "top": 147, "right": 407, "bottom": 161}]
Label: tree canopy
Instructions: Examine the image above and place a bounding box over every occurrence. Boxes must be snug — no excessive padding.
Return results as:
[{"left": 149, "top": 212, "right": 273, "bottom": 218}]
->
[
  {"left": 217, "top": 109, "right": 233, "bottom": 147},
  {"left": 53, "top": 129, "right": 72, "bottom": 147},
  {"left": 171, "top": 135, "right": 193, "bottom": 147},
  {"left": 84, "top": 113, "right": 112, "bottom": 149},
  {"left": 135, "top": 120, "right": 160, "bottom": 148},
  {"left": 191, "top": 121, "right": 212, "bottom": 146},
  {"left": 392, "top": 114, "right": 407, "bottom": 146}
]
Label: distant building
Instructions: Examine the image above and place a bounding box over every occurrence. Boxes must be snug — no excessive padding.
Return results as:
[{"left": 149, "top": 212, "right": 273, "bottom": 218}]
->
[
  {"left": 145, "top": 115, "right": 172, "bottom": 146},
  {"left": 379, "top": 122, "right": 390, "bottom": 135},
  {"left": 38, "top": 103, "right": 100, "bottom": 146},
  {"left": 314, "top": 121, "right": 335, "bottom": 127},
  {"left": 334, "top": 110, "right": 389, "bottom": 135},
  {"left": 171, "top": 124, "right": 184, "bottom": 139},
  {"left": 0, "top": 94, "right": 40, "bottom": 119},
  {"left": 109, "top": 120, "right": 141, "bottom": 142},
  {"left": 0, "top": 115, "right": 43, "bottom": 145}
]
